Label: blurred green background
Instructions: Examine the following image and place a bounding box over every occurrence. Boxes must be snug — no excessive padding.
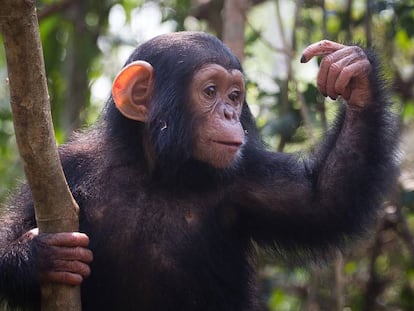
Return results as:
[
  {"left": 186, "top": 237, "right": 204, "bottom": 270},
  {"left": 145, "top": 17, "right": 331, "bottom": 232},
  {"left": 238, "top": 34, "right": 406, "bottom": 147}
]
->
[{"left": 1, "top": 0, "right": 414, "bottom": 310}]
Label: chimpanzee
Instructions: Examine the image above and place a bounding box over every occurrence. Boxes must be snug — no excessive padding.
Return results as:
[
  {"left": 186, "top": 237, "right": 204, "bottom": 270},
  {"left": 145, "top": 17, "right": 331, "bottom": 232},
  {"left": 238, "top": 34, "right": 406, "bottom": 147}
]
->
[{"left": 0, "top": 31, "right": 398, "bottom": 310}]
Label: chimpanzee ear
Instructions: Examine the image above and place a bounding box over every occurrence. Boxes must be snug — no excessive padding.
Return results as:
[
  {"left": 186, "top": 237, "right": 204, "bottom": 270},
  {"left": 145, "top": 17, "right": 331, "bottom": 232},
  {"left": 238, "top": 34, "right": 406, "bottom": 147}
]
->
[{"left": 112, "top": 60, "right": 154, "bottom": 122}]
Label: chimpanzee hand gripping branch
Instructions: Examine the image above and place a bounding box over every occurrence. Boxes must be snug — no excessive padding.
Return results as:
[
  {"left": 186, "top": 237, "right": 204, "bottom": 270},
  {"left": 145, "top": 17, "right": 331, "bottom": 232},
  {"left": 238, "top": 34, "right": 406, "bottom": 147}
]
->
[{"left": 0, "top": 32, "right": 398, "bottom": 310}]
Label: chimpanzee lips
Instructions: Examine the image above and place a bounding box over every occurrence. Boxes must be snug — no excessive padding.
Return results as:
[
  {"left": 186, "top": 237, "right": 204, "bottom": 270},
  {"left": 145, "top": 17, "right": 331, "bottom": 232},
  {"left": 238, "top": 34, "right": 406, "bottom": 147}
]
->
[{"left": 213, "top": 140, "right": 243, "bottom": 149}]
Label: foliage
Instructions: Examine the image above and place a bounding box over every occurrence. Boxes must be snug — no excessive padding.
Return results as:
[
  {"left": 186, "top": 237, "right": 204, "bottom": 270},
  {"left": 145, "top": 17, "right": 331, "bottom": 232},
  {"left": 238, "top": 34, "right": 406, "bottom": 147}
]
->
[{"left": 1, "top": 0, "right": 414, "bottom": 309}]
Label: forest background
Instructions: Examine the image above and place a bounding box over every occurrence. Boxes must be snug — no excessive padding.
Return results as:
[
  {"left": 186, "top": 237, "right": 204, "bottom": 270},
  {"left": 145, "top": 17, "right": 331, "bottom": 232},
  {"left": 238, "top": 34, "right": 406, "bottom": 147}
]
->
[{"left": 1, "top": 0, "right": 414, "bottom": 310}]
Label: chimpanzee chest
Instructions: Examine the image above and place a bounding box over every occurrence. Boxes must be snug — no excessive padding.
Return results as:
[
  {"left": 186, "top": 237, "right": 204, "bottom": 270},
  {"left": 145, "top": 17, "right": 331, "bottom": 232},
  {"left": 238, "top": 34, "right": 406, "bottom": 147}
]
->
[{"left": 81, "top": 192, "right": 254, "bottom": 310}]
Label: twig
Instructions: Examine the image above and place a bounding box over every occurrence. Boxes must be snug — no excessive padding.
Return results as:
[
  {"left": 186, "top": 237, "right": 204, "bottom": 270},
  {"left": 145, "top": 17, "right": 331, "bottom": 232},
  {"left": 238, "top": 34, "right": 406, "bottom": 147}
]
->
[{"left": 37, "top": 0, "right": 78, "bottom": 20}]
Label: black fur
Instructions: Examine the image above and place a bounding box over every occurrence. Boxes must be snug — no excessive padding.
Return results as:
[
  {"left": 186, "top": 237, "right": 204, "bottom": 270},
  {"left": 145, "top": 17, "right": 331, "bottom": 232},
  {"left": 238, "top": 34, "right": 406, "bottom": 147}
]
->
[{"left": 0, "top": 32, "right": 399, "bottom": 310}]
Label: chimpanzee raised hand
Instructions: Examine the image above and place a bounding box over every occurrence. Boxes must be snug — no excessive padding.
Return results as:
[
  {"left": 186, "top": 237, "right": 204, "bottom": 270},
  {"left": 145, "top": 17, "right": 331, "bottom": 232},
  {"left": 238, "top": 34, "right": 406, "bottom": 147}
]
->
[{"left": 0, "top": 32, "right": 398, "bottom": 311}]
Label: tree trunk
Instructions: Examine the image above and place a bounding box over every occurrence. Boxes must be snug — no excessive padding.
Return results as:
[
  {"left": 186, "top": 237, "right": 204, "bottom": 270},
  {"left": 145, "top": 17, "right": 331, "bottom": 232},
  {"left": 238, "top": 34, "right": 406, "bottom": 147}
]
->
[
  {"left": 0, "top": 0, "right": 81, "bottom": 310},
  {"left": 222, "top": 0, "right": 248, "bottom": 62}
]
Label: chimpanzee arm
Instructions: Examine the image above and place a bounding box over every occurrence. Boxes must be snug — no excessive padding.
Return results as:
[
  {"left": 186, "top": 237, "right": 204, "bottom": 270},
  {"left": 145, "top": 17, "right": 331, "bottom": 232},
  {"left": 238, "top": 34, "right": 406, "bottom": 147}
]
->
[
  {"left": 0, "top": 186, "right": 41, "bottom": 310},
  {"left": 0, "top": 151, "right": 92, "bottom": 310},
  {"left": 237, "top": 44, "right": 399, "bottom": 256}
]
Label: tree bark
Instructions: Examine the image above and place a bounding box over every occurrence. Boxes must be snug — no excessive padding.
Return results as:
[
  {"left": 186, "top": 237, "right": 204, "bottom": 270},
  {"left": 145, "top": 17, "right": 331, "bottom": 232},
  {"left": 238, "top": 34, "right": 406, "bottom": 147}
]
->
[
  {"left": 0, "top": 0, "right": 81, "bottom": 310},
  {"left": 222, "top": 0, "right": 248, "bottom": 62}
]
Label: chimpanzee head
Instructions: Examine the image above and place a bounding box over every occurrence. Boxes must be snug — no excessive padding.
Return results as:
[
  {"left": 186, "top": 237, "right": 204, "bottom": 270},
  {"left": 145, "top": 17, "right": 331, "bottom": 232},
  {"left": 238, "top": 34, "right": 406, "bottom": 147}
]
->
[{"left": 108, "top": 31, "right": 257, "bottom": 179}]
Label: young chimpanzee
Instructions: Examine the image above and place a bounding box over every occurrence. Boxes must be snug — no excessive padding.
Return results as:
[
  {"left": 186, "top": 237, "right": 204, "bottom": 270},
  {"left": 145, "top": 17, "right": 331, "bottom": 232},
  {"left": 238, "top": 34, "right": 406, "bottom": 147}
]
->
[{"left": 0, "top": 32, "right": 398, "bottom": 310}]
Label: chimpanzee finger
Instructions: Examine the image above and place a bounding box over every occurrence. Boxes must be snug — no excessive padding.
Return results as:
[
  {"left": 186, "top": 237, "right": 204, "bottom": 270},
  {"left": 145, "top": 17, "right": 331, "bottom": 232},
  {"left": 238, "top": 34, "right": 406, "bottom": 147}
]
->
[
  {"left": 52, "top": 259, "right": 91, "bottom": 277},
  {"left": 334, "top": 60, "right": 371, "bottom": 97},
  {"left": 317, "top": 48, "right": 355, "bottom": 97},
  {"left": 51, "top": 246, "right": 94, "bottom": 263},
  {"left": 325, "top": 54, "right": 356, "bottom": 99},
  {"left": 300, "top": 40, "right": 346, "bottom": 63},
  {"left": 43, "top": 271, "right": 85, "bottom": 286},
  {"left": 40, "top": 232, "right": 90, "bottom": 248}
]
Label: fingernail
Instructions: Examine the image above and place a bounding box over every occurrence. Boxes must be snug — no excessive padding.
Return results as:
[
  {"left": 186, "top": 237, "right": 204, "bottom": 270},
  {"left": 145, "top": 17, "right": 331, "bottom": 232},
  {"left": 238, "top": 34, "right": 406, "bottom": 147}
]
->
[{"left": 300, "top": 55, "right": 307, "bottom": 63}]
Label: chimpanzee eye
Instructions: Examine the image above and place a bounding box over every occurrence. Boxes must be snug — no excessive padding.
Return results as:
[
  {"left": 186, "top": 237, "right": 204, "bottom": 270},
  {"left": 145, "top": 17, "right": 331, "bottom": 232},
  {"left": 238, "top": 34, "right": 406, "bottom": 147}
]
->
[
  {"left": 204, "top": 85, "right": 216, "bottom": 98},
  {"left": 228, "top": 90, "right": 241, "bottom": 102}
]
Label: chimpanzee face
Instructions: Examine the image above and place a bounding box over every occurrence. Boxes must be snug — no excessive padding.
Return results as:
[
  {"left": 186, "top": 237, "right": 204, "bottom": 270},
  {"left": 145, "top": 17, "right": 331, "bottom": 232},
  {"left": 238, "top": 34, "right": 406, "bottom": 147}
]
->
[
  {"left": 111, "top": 60, "right": 246, "bottom": 170},
  {"left": 190, "top": 64, "right": 246, "bottom": 168}
]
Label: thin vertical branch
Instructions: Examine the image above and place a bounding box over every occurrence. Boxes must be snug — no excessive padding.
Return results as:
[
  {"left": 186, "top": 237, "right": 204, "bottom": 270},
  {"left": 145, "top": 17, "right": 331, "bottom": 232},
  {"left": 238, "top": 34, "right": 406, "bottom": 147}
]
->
[
  {"left": 334, "top": 250, "right": 345, "bottom": 311},
  {"left": 318, "top": 0, "right": 328, "bottom": 132},
  {"left": 304, "top": 266, "right": 319, "bottom": 311},
  {"left": 293, "top": 1, "right": 316, "bottom": 145},
  {"left": 362, "top": 204, "right": 397, "bottom": 311},
  {"left": 365, "top": 0, "right": 373, "bottom": 47},
  {"left": 397, "top": 215, "right": 414, "bottom": 258},
  {"left": 344, "top": 0, "right": 354, "bottom": 42},
  {"left": 275, "top": 0, "right": 294, "bottom": 152},
  {"left": 363, "top": 223, "right": 385, "bottom": 311},
  {"left": 321, "top": 0, "right": 328, "bottom": 39},
  {"left": 222, "top": 0, "right": 249, "bottom": 61},
  {"left": 0, "top": 0, "right": 81, "bottom": 310},
  {"left": 296, "top": 82, "right": 316, "bottom": 145}
]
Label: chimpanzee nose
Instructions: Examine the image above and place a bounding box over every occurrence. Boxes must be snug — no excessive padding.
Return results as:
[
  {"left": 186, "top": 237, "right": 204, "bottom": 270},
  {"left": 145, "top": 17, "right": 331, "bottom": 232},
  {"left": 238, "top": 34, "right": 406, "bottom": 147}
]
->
[{"left": 223, "top": 106, "right": 237, "bottom": 121}]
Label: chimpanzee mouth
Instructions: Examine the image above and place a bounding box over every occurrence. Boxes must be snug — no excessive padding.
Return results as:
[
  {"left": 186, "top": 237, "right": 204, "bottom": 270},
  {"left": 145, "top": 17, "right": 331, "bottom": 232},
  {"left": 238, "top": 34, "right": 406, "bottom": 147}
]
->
[{"left": 213, "top": 140, "right": 243, "bottom": 149}]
